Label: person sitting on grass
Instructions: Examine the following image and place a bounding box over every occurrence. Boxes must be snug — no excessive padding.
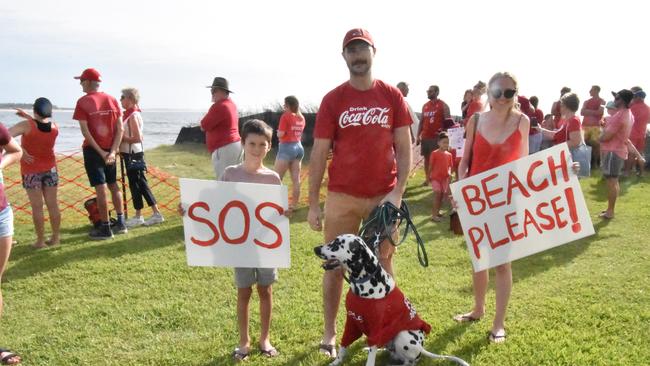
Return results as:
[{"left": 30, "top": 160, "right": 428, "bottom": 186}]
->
[
  {"left": 9, "top": 98, "right": 61, "bottom": 248},
  {"left": 429, "top": 131, "right": 453, "bottom": 222}
]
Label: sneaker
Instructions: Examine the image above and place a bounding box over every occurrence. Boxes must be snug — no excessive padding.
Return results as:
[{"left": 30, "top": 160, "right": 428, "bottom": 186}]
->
[
  {"left": 144, "top": 213, "right": 165, "bottom": 226},
  {"left": 89, "top": 225, "right": 114, "bottom": 240},
  {"left": 112, "top": 220, "right": 128, "bottom": 234},
  {"left": 126, "top": 216, "right": 145, "bottom": 228}
]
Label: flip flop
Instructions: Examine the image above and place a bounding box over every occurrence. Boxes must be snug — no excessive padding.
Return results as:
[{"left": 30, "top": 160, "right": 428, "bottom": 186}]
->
[
  {"left": 231, "top": 348, "right": 249, "bottom": 362},
  {"left": 598, "top": 211, "right": 613, "bottom": 220},
  {"left": 453, "top": 314, "right": 481, "bottom": 323},
  {"left": 318, "top": 343, "right": 337, "bottom": 358},
  {"left": 259, "top": 347, "right": 279, "bottom": 358},
  {"left": 488, "top": 331, "right": 507, "bottom": 343}
]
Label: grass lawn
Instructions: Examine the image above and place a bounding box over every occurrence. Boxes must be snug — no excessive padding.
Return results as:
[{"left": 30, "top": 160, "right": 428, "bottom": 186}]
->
[{"left": 2, "top": 143, "right": 649, "bottom": 365}]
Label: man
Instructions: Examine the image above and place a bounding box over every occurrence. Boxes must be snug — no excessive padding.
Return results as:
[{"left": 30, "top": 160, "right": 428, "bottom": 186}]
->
[
  {"left": 396, "top": 81, "right": 420, "bottom": 143},
  {"left": 307, "top": 28, "right": 412, "bottom": 358},
  {"left": 72, "top": 68, "right": 126, "bottom": 239},
  {"left": 417, "top": 85, "right": 450, "bottom": 186},
  {"left": 599, "top": 89, "right": 634, "bottom": 220},
  {"left": 626, "top": 86, "right": 649, "bottom": 176},
  {"left": 580, "top": 85, "right": 605, "bottom": 167},
  {"left": 200, "top": 77, "right": 241, "bottom": 179}
]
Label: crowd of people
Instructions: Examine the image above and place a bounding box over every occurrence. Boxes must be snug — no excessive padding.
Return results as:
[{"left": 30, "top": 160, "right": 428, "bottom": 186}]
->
[{"left": 0, "top": 26, "right": 648, "bottom": 364}]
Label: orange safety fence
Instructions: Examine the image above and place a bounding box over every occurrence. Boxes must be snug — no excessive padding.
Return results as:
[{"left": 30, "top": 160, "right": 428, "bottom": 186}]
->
[{"left": 4, "top": 149, "right": 180, "bottom": 224}]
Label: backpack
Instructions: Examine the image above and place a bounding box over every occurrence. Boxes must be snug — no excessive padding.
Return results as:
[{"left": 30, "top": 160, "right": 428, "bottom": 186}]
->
[{"left": 84, "top": 198, "right": 102, "bottom": 227}]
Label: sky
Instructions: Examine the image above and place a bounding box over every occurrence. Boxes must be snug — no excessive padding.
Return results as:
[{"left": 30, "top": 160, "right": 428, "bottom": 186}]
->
[{"left": 1, "top": 0, "right": 648, "bottom": 116}]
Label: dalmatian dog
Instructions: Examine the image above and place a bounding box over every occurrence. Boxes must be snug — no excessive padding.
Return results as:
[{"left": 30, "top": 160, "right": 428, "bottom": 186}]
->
[{"left": 315, "top": 234, "right": 469, "bottom": 366}]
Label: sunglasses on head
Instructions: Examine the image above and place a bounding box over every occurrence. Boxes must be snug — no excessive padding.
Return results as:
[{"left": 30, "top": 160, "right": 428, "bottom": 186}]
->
[{"left": 490, "top": 88, "right": 517, "bottom": 99}]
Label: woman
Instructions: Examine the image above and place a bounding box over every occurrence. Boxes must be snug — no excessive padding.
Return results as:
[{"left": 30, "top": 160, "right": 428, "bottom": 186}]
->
[
  {"left": 0, "top": 122, "right": 23, "bottom": 364},
  {"left": 454, "top": 72, "right": 530, "bottom": 343},
  {"left": 273, "top": 95, "right": 305, "bottom": 212},
  {"left": 9, "top": 98, "right": 60, "bottom": 248},
  {"left": 463, "top": 81, "right": 487, "bottom": 125},
  {"left": 119, "top": 88, "right": 164, "bottom": 227},
  {"left": 460, "top": 89, "right": 473, "bottom": 120}
]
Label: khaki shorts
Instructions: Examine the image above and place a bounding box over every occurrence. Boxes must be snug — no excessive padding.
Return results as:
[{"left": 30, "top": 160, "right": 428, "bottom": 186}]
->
[
  {"left": 324, "top": 191, "right": 396, "bottom": 260},
  {"left": 601, "top": 151, "right": 625, "bottom": 178}
]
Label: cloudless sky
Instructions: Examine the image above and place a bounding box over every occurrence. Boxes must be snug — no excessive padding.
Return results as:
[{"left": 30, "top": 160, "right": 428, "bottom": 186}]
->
[{"left": 1, "top": 0, "right": 648, "bottom": 116}]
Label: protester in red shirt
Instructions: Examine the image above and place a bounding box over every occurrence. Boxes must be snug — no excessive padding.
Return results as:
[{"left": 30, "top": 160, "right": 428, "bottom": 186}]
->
[
  {"left": 528, "top": 96, "right": 544, "bottom": 154},
  {"left": 454, "top": 72, "right": 530, "bottom": 344},
  {"left": 551, "top": 86, "right": 571, "bottom": 129},
  {"left": 463, "top": 81, "right": 487, "bottom": 125},
  {"left": 308, "top": 28, "right": 412, "bottom": 358},
  {"left": 461, "top": 89, "right": 473, "bottom": 120},
  {"left": 626, "top": 87, "right": 649, "bottom": 176},
  {"left": 538, "top": 93, "right": 585, "bottom": 150},
  {"left": 9, "top": 98, "right": 61, "bottom": 248},
  {"left": 72, "top": 68, "right": 126, "bottom": 240},
  {"left": 428, "top": 132, "right": 453, "bottom": 222},
  {"left": 200, "top": 77, "right": 242, "bottom": 179},
  {"left": 417, "top": 85, "right": 450, "bottom": 186},
  {"left": 274, "top": 95, "right": 306, "bottom": 213},
  {"left": 580, "top": 85, "right": 605, "bottom": 167}
]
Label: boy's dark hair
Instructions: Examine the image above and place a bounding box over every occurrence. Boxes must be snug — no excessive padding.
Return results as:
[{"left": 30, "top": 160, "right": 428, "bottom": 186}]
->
[
  {"left": 33, "top": 97, "right": 53, "bottom": 118},
  {"left": 438, "top": 131, "right": 449, "bottom": 140},
  {"left": 241, "top": 119, "right": 273, "bottom": 143}
]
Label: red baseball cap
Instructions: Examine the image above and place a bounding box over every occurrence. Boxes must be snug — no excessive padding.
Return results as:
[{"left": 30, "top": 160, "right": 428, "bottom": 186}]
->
[
  {"left": 342, "top": 28, "right": 374, "bottom": 50},
  {"left": 74, "top": 68, "right": 102, "bottom": 82}
]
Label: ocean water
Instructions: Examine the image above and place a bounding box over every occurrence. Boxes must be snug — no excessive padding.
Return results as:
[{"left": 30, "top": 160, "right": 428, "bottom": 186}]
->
[{"left": 0, "top": 109, "right": 205, "bottom": 153}]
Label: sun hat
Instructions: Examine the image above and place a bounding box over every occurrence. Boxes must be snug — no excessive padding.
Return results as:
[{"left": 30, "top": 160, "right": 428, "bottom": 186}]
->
[{"left": 206, "top": 77, "right": 233, "bottom": 93}]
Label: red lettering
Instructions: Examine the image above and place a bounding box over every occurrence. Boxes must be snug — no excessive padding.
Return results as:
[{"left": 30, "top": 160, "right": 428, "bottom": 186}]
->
[
  {"left": 481, "top": 173, "right": 505, "bottom": 209},
  {"left": 462, "top": 185, "right": 486, "bottom": 215},
  {"left": 218, "top": 200, "right": 250, "bottom": 244},
  {"left": 485, "top": 222, "right": 510, "bottom": 249},
  {"left": 254, "top": 202, "right": 284, "bottom": 249},
  {"left": 522, "top": 208, "right": 543, "bottom": 236},
  {"left": 506, "top": 171, "right": 531, "bottom": 204},
  {"left": 505, "top": 212, "right": 524, "bottom": 241},
  {"left": 468, "top": 226, "right": 484, "bottom": 259},
  {"left": 535, "top": 202, "right": 555, "bottom": 230},
  {"left": 548, "top": 150, "right": 570, "bottom": 186},
  {"left": 188, "top": 201, "right": 219, "bottom": 246},
  {"left": 550, "top": 196, "right": 568, "bottom": 229},
  {"left": 527, "top": 160, "right": 549, "bottom": 191},
  {"left": 564, "top": 187, "right": 581, "bottom": 233}
]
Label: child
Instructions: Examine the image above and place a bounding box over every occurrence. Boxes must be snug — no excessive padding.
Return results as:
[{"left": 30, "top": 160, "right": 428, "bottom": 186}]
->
[
  {"left": 222, "top": 120, "right": 282, "bottom": 361},
  {"left": 429, "top": 132, "right": 453, "bottom": 222}
]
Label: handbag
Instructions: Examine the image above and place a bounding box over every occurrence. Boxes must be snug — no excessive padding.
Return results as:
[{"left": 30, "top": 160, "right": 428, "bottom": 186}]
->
[
  {"left": 565, "top": 123, "right": 591, "bottom": 177},
  {"left": 125, "top": 116, "right": 147, "bottom": 172}
]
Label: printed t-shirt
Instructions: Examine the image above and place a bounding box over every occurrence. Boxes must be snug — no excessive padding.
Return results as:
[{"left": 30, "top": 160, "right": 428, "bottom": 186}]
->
[
  {"left": 221, "top": 164, "right": 281, "bottom": 185},
  {"left": 73, "top": 91, "right": 122, "bottom": 150},
  {"left": 20, "top": 119, "right": 58, "bottom": 175},
  {"left": 420, "top": 99, "right": 446, "bottom": 139},
  {"left": 601, "top": 109, "right": 634, "bottom": 160},
  {"left": 553, "top": 116, "right": 582, "bottom": 145},
  {"left": 629, "top": 101, "right": 650, "bottom": 142},
  {"left": 341, "top": 287, "right": 431, "bottom": 347},
  {"left": 278, "top": 111, "right": 305, "bottom": 143},
  {"left": 0, "top": 123, "right": 13, "bottom": 211},
  {"left": 200, "top": 98, "right": 241, "bottom": 153},
  {"left": 314, "top": 80, "right": 411, "bottom": 198},
  {"left": 582, "top": 97, "right": 605, "bottom": 127},
  {"left": 428, "top": 149, "right": 453, "bottom": 182}
]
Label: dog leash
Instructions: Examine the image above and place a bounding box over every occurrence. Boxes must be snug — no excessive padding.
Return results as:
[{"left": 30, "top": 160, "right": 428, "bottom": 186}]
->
[{"left": 359, "top": 201, "right": 428, "bottom": 267}]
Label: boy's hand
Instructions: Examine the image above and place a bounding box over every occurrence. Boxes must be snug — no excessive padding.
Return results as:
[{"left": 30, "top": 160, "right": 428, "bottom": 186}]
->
[{"left": 177, "top": 203, "right": 186, "bottom": 216}]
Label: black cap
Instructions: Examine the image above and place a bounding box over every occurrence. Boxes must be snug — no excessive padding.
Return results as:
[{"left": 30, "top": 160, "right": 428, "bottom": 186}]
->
[{"left": 611, "top": 89, "right": 633, "bottom": 106}]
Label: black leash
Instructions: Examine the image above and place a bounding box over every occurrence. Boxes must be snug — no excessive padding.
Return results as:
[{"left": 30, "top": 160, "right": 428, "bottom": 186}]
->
[{"left": 359, "top": 201, "right": 428, "bottom": 267}]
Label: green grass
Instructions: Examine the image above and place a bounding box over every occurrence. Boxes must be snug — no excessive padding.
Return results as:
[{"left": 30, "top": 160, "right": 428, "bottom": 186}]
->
[{"left": 2, "top": 144, "right": 649, "bottom": 365}]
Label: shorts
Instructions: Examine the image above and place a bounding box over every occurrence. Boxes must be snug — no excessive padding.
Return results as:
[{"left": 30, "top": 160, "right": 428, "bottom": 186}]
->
[
  {"left": 0, "top": 206, "right": 14, "bottom": 238},
  {"left": 83, "top": 147, "right": 117, "bottom": 186},
  {"left": 630, "top": 136, "right": 646, "bottom": 154},
  {"left": 277, "top": 142, "right": 304, "bottom": 161},
  {"left": 431, "top": 178, "right": 450, "bottom": 194},
  {"left": 22, "top": 168, "right": 59, "bottom": 189},
  {"left": 420, "top": 137, "right": 439, "bottom": 157},
  {"left": 234, "top": 267, "right": 278, "bottom": 288},
  {"left": 211, "top": 141, "right": 243, "bottom": 179},
  {"left": 601, "top": 151, "right": 625, "bottom": 178},
  {"left": 324, "top": 191, "right": 396, "bottom": 260}
]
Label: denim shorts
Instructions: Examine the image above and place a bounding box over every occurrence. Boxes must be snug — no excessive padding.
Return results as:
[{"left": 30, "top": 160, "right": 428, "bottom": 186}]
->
[
  {"left": 22, "top": 168, "right": 59, "bottom": 189},
  {"left": 83, "top": 147, "right": 117, "bottom": 186},
  {"left": 234, "top": 267, "right": 278, "bottom": 288},
  {"left": 0, "top": 206, "right": 14, "bottom": 238},
  {"left": 277, "top": 142, "right": 304, "bottom": 161}
]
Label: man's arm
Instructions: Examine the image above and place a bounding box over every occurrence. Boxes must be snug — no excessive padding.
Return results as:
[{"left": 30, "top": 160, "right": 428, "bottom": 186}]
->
[
  {"left": 79, "top": 120, "right": 106, "bottom": 156},
  {"left": 381, "top": 125, "right": 412, "bottom": 206},
  {"left": 307, "top": 138, "right": 332, "bottom": 231},
  {"left": 600, "top": 122, "right": 621, "bottom": 142},
  {"left": 443, "top": 101, "right": 451, "bottom": 118}
]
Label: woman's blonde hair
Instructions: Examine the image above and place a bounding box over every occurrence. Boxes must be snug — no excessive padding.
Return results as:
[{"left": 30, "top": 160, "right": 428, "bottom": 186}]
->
[
  {"left": 488, "top": 72, "right": 518, "bottom": 92},
  {"left": 121, "top": 87, "right": 140, "bottom": 104}
]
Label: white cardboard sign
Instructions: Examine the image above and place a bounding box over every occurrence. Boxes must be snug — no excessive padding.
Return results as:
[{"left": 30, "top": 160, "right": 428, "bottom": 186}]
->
[
  {"left": 180, "top": 178, "right": 290, "bottom": 268},
  {"left": 449, "top": 143, "right": 594, "bottom": 272},
  {"left": 447, "top": 126, "right": 465, "bottom": 157}
]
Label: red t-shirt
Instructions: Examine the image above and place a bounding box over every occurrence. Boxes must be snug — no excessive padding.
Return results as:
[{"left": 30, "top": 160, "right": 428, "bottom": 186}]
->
[
  {"left": 629, "top": 101, "right": 650, "bottom": 141},
  {"left": 428, "top": 149, "right": 453, "bottom": 182},
  {"left": 341, "top": 288, "right": 431, "bottom": 347},
  {"left": 420, "top": 99, "right": 446, "bottom": 139},
  {"left": 20, "top": 119, "right": 58, "bottom": 175},
  {"left": 582, "top": 97, "right": 605, "bottom": 127},
  {"left": 73, "top": 91, "right": 122, "bottom": 150},
  {"left": 0, "top": 123, "right": 12, "bottom": 211},
  {"left": 553, "top": 116, "right": 582, "bottom": 145},
  {"left": 200, "top": 98, "right": 241, "bottom": 153},
  {"left": 314, "top": 80, "right": 411, "bottom": 198},
  {"left": 278, "top": 111, "right": 305, "bottom": 143}
]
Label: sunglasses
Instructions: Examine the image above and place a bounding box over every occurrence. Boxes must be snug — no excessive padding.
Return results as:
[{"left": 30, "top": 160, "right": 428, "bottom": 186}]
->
[
  {"left": 120, "top": 95, "right": 126, "bottom": 100},
  {"left": 490, "top": 88, "right": 517, "bottom": 99}
]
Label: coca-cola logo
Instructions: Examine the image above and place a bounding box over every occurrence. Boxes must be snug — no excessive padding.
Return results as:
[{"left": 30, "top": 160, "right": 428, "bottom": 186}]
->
[{"left": 338, "top": 107, "right": 390, "bottom": 129}]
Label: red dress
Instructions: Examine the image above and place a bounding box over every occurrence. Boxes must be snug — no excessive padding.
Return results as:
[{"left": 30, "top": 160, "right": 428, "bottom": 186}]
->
[{"left": 469, "top": 128, "right": 523, "bottom": 176}]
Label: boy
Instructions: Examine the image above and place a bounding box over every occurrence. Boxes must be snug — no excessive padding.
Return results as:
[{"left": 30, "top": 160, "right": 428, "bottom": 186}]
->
[{"left": 428, "top": 132, "right": 453, "bottom": 222}]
